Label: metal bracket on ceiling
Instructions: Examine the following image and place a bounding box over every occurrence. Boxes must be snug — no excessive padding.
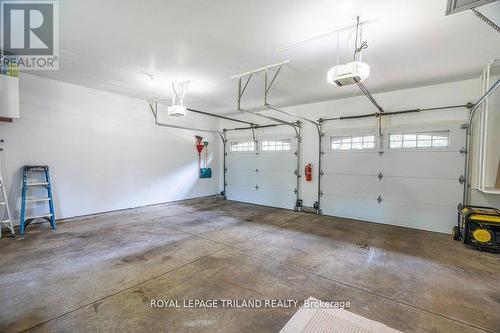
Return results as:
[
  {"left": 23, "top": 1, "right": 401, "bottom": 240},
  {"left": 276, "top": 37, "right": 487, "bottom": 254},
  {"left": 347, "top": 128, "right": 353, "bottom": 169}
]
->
[
  {"left": 233, "top": 60, "right": 291, "bottom": 111},
  {"left": 264, "top": 65, "right": 283, "bottom": 106},
  {"left": 231, "top": 60, "right": 291, "bottom": 80},
  {"left": 238, "top": 73, "right": 253, "bottom": 110},
  {"left": 261, "top": 63, "right": 319, "bottom": 130},
  {"left": 232, "top": 60, "right": 300, "bottom": 129}
]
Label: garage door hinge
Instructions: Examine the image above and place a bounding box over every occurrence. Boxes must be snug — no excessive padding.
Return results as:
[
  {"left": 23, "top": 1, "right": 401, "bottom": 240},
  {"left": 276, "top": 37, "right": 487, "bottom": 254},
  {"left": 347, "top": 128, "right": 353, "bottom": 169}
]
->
[
  {"left": 460, "top": 147, "right": 467, "bottom": 154},
  {"left": 459, "top": 175, "right": 466, "bottom": 184},
  {"left": 294, "top": 169, "right": 299, "bottom": 175},
  {"left": 294, "top": 188, "right": 298, "bottom": 194},
  {"left": 377, "top": 195, "right": 383, "bottom": 204},
  {"left": 224, "top": 152, "right": 228, "bottom": 156},
  {"left": 224, "top": 182, "right": 227, "bottom": 186},
  {"left": 255, "top": 185, "right": 259, "bottom": 190},
  {"left": 378, "top": 172, "right": 383, "bottom": 180},
  {"left": 255, "top": 168, "right": 259, "bottom": 173},
  {"left": 294, "top": 151, "right": 298, "bottom": 156},
  {"left": 461, "top": 123, "right": 468, "bottom": 130},
  {"left": 224, "top": 167, "right": 227, "bottom": 172},
  {"left": 320, "top": 191, "right": 324, "bottom": 196},
  {"left": 320, "top": 170, "right": 324, "bottom": 176},
  {"left": 379, "top": 150, "right": 384, "bottom": 156},
  {"left": 321, "top": 151, "right": 325, "bottom": 155}
]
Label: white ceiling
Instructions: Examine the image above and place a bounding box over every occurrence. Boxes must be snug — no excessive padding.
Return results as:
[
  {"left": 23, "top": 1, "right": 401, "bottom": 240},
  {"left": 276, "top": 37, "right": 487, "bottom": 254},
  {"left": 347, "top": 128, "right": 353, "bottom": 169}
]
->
[{"left": 31, "top": 0, "right": 500, "bottom": 114}]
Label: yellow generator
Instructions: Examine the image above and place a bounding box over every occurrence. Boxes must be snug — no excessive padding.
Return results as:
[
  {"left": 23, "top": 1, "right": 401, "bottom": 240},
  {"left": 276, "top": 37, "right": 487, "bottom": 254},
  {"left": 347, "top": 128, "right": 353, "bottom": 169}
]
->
[{"left": 454, "top": 205, "right": 500, "bottom": 252}]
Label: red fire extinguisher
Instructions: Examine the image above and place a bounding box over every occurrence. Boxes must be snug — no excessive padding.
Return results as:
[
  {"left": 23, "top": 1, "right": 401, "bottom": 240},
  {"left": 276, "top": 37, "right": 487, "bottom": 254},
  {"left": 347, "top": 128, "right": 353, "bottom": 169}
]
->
[{"left": 305, "top": 163, "right": 313, "bottom": 182}]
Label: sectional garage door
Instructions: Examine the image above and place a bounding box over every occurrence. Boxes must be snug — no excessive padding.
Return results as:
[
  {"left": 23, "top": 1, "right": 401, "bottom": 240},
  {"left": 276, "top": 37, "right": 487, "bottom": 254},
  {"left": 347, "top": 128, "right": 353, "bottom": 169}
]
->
[
  {"left": 225, "top": 136, "right": 298, "bottom": 209},
  {"left": 321, "top": 124, "right": 465, "bottom": 233}
]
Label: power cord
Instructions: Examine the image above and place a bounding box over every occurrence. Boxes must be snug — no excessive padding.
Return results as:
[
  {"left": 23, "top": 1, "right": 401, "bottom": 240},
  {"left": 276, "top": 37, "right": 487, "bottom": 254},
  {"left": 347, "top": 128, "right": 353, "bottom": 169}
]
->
[{"left": 353, "top": 16, "right": 368, "bottom": 61}]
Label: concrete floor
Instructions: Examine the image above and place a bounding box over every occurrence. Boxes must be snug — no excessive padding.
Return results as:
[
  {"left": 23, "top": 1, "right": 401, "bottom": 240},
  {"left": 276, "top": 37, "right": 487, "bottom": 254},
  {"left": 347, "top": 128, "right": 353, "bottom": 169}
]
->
[{"left": 0, "top": 197, "right": 499, "bottom": 333}]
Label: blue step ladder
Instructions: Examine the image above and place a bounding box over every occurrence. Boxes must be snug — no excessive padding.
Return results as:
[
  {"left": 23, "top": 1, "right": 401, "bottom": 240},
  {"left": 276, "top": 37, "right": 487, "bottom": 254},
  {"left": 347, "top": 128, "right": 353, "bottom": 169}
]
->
[{"left": 20, "top": 165, "right": 56, "bottom": 235}]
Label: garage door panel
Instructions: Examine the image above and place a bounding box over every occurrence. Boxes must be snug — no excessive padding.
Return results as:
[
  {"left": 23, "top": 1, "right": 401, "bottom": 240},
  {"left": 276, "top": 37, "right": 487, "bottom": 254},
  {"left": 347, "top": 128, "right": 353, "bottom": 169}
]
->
[
  {"left": 259, "top": 172, "right": 296, "bottom": 191},
  {"left": 381, "top": 151, "right": 464, "bottom": 179},
  {"left": 255, "top": 188, "right": 296, "bottom": 210},
  {"left": 322, "top": 196, "right": 455, "bottom": 233},
  {"left": 226, "top": 170, "right": 257, "bottom": 187},
  {"left": 226, "top": 185, "right": 259, "bottom": 205},
  {"left": 321, "top": 195, "right": 382, "bottom": 223},
  {"left": 322, "top": 174, "right": 379, "bottom": 198},
  {"left": 323, "top": 152, "right": 380, "bottom": 174},
  {"left": 226, "top": 136, "right": 297, "bottom": 210},
  {"left": 258, "top": 154, "right": 296, "bottom": 172},
  {"left": 380, "top": 177, "right": 461, "bottom": 206},
  {"left": 378, "top": 201, "right": 456, "bottom": 234},
  {"left": 321, "top": 127, "right": 463, "bottom": 233},
  {"left": 226, "top": 154, "right": 258, "bottom": 170}
]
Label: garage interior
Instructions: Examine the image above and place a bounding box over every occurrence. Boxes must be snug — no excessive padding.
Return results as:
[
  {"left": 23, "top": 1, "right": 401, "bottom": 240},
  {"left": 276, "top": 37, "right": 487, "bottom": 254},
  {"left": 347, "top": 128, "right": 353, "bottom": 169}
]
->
[{"left": 1, "top": 1, "right": 500, "bottom": 332}]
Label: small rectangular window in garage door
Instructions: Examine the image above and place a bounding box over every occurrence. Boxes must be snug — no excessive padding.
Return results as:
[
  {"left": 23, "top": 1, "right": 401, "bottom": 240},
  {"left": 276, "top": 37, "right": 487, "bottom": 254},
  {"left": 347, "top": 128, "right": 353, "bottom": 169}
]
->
[
  {"left": 389, "top": 130, "right": 450, "bottom": 149},
  {"left": 262, "top": 139, "right": 291, "bottom": 152},
  {"left": 331, "top": 135, "right": 375, "bottom": 151},
  {"left": 230, "top": 141, "right": 256, "bottom": 152}
]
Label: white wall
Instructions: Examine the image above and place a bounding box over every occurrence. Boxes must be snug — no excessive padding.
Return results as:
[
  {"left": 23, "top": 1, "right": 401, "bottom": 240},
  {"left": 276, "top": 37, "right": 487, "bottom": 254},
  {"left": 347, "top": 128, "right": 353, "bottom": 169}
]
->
[{"left": 0, "top": 74, "right": 221, "bottom": 224}]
